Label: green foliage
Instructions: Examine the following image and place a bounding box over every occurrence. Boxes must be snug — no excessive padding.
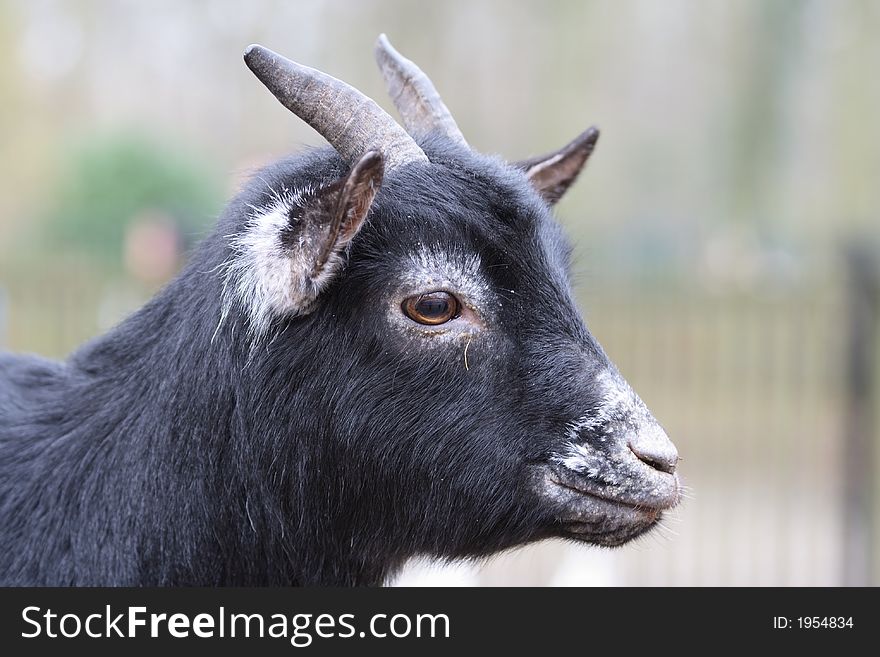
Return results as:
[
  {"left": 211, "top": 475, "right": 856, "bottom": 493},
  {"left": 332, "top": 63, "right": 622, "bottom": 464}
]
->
[{"left": 44, "top": 131, "right": 222, "bottom": 266}]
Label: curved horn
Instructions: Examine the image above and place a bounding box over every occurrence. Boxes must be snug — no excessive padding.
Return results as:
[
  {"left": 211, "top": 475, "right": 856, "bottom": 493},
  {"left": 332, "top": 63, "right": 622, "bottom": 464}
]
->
[
  {"left": 244, "top": 44, "right": 428, "bottom": 170},
  {"left": 374, "top": 34, "right": 468, "bottom": 147}
]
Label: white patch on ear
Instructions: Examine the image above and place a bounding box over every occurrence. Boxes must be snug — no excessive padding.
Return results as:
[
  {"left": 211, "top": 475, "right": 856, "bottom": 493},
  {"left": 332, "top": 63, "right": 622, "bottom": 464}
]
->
[
  {"left": 218, "top": 184, "right": 347, "bottom": 337},
  {"left": 525, "top": 151, "right": 567, "bottom": 178}
]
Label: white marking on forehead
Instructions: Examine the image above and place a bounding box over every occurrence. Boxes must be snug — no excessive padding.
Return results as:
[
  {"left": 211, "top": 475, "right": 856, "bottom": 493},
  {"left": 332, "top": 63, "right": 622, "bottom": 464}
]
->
[{"left": 218, "top": 184, "right": 327, "bottom": 337}]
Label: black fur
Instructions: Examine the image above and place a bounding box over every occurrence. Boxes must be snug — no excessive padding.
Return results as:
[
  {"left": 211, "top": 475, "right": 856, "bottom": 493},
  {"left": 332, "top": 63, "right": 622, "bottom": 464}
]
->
[{"left": 0, "top": 136, "right": 633, "bottom": 585}]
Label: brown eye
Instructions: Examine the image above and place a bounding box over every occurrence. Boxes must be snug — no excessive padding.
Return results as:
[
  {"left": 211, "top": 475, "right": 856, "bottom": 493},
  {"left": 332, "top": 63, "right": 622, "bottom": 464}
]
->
[{"left": 402, "top": 292, "right": 460, "bottom": 325}]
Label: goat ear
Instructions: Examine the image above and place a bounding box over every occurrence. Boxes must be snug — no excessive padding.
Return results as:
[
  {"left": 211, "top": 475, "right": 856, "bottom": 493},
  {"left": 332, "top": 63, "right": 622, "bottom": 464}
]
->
[
  {"left": 227, "top": 151, "right": 384, "bottom": 333},
  {"left": 307, "top": 150, "right": 384, "bottom": 279},
  {"left": 515, "top": 127, "right": 599, "bottom": 205}
]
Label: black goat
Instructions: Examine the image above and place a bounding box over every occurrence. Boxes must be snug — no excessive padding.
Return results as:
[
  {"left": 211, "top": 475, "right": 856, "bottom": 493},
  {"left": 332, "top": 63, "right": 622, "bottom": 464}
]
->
[{"left": 0, "top": 36, "right": 680, "bottom": 585}]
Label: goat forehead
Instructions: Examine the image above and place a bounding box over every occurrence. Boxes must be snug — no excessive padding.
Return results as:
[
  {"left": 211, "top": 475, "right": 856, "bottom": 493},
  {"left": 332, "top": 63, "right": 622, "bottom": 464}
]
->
[
  {"left": 361, "top": 186, "right": 569, "bottom": 293},
  {"left": 379, "top": 175, "right": 562, "bottom": 256},
  {"left": 364, "top": 214, "right": 564, "bottom": 284}
]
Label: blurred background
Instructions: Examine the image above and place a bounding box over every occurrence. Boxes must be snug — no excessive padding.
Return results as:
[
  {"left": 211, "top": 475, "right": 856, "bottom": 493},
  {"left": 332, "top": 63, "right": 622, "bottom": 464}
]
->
[{"left": 1, "top": 0, "right": 878, "bottom": 586}]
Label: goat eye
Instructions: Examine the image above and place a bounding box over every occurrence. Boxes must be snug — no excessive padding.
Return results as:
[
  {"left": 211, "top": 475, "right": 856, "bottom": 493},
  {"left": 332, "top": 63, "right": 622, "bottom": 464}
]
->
[{"left": 402, "top": 292, "right": 460, "bottom": 325}]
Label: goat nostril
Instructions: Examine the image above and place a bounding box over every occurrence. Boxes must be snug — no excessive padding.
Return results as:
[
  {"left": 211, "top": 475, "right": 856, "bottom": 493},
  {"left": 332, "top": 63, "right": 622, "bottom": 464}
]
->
[{"left": 629, "top": 443, "right": 678, "bottom": 474}]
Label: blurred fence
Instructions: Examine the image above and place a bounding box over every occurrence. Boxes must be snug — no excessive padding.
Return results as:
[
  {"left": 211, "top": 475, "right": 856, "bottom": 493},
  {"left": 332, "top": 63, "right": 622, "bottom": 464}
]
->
[
  {"left": 1, "top": 254, "right": 878, "bottom": 586},
  {"left": 572, "top": 276, "right": 869, "bottom": 586}
]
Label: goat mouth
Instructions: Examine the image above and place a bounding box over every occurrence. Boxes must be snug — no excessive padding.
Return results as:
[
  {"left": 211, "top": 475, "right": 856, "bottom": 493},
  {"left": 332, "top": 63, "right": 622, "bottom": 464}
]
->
[
  {"left": 549, "top": 465, "right": 681, "bottom": 512},
  {"left": 534, "top": 465, "right": 680, "bottom": 547}
]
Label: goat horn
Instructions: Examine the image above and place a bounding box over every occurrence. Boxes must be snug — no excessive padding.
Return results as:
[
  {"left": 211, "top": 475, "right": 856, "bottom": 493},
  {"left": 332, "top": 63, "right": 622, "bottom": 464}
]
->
[
  {"left": 374, "top": 34, "right": 468, "bottom": 147},
  {"left": 244, "top": 44, "right": 428, "bottom": 170}
]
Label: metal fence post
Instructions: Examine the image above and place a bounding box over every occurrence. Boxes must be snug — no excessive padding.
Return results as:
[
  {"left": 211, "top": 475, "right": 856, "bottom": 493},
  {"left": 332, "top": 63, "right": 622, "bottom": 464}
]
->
[{"left": 842, "top": 244, "right": 879, "bottom": 586}]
